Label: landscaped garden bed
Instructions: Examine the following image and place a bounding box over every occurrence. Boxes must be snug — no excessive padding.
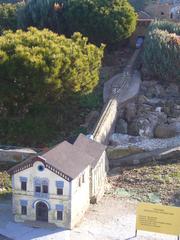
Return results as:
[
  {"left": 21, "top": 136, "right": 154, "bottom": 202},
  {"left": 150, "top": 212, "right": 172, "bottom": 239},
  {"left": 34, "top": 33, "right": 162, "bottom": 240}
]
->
[{"left": 108, "top": 161, "right": 180, "bottom": 205}]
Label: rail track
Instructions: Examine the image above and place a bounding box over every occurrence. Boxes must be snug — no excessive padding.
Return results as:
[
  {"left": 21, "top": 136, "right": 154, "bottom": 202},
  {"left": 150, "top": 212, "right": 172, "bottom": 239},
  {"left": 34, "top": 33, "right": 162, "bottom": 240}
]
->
[{"left": 92, "top": 49, "right": 141, "bottom": 142}]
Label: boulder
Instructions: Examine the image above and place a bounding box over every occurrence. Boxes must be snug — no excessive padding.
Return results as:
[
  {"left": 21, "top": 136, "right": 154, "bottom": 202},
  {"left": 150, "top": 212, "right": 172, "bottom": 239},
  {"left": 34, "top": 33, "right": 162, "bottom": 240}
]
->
[
  {"left": 137, "top": 103, "right": 154, "bottom": 116},
  {"left": 168, "top": 116, "right": 180, "bottom": 124},
  {"left": 110, "top": 133, "right": 145, "bottom": 146},
  {"left": 118, "top": 108, "right": 125, "bottom": 119},
  {"left": 141, "top": 80, "right": 158, "bottom": 88},
  {"left": 166, "top": 83, "right": 179, "bottom": 97},
  {"left": 115, "top": 118, "right": 128, "bottom": 134},
  {"left": 125, "top": 102, "right": 137, "bottom": 122},
  {"left": 146, "top": 98, "right": 165, "bottom": 107},
  {"left": 145, "top": 84, "right": 166, "bottom": 98},
  {"left": 110, "top": 133, "right": 180, "bottom": 151},
  {"left": 128, "top": 111, "right": 167, "bottom": 138},
  {"left": 170, "top": 104, "right": 180, "bottom": 118},
  {"left": 173, "top": 122, "right": 180, "bottom": 134},
  {"left": 154, "top": 124, "right": 177, "bottom": 138},
  {"left": 137, "top": 95, "right": 149, "bottom": 105},
  {"left": 110, "top": 146, "right": 180, "bottom": 168},
  {"left": 128, "top": 118, "right": 151, "bottom": 137},
  {"left": 107, "top": 145, "right": 144, "bottom": 160}
]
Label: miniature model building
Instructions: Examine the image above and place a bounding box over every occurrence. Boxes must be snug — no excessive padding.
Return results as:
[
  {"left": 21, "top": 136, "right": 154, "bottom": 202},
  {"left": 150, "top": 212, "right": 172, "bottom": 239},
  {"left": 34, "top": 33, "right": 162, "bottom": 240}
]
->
[{"left": 8, "top": 134, "right": 107, "bottom": 229}]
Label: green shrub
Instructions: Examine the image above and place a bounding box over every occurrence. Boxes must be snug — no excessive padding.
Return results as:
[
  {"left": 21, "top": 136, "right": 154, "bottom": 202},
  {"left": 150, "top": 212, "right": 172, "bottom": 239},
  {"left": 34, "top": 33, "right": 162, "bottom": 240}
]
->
[
  {"left": 148, "top": 20, "right": 180, "bottom": 35},
  {"left": 64, "top": 0, "right": 137, "bottom": 45},
  {"left": 0, "top": 3, "right": 18, "bottom": 34},
  {"left": 0, "top": 172, "right": 11, "bottom": 190},
  {"left": 143, "top": 21, "right": 180, "bottom": 83},
  {"left": 18, "top": 0, "right": 65, "bottom": 32},
  {"left": 0, "top": 27, "right": 104, "bottom": 116},
  {"left": 19, "top": 0, "right": 137, "bottom": 45}
]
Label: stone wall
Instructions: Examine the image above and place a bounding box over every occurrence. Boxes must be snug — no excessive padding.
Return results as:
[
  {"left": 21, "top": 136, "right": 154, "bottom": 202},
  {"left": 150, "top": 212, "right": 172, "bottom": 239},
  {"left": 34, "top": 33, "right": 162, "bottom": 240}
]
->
[
  {"left": 13, "top": 160, "right": 71, "bottom": 228},
  {"left": 109, "top": 146, "right": 180, "bottom": 168},
  {"left": 93, "top": 99, "right": 118, "bottom": 145},
  {"left": 0, "top": 148, "right": 36, "bottom": 163}
]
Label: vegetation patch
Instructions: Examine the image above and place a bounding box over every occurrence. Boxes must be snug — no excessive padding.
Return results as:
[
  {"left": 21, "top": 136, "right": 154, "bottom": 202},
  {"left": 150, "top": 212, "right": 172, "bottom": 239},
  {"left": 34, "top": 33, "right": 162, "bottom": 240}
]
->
[
  {"left": 0, "top": 2, "right": 24, "bottom": 34},
  {"left": 0, "top": 27, "right": 104, "bottom": 146},
  {"left": 0, "top": 0, "right": 136, "bottom": 146},
  {"left": 0, "top": 171, "right": 11, "bottom": 197},
  {"left": 143, "top": 20, "right": 180, "bottom": 83},
  {"left": 19, "top": 0, "right": 137, "bottom": 46},
  {"left": 108, "top": 161, "right": 180, "bottom": 205}
]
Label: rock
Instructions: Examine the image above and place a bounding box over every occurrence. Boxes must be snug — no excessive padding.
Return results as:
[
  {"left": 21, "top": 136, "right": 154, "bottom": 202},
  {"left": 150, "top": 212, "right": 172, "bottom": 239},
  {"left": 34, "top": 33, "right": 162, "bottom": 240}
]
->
[
  {"left": 175, "top": 105, "right": 180, "bottom": 110},
  {"left": 171, "top": 122, "right": 180, "bottom": 134},
  {"left": 125, "top": 102, "right": 137, "bottom": 122},
  {"left": 141, "top": 80, "right": 158, "bottom": 88},
  {"left": 155, "top": 107, "right": 162, "bottom": 113},
  {"left": 128, "top": 118, "right": 151, "bottom": 137},
  {"left": 137, "top": 95, "right": 149, "bottom": 105},
  {"left": 110, "top": 146, "right": 180, "bottom": 168},
  {"left": 107, "top": 145, "right": 144, "bottom": 160},
  {"left": 128, "top": 111, "right": 167, "bottom": 138},
  {"left": 137, "top": 104, "right": 154, "bottom": 115},
  {"left": 155, "top": 84, "right": 166, "bottom": 97},
  {"left": 146, "top": 98, "right": 165, "bottom": 107},
  {"left": 170, "top": 104, "right": 180, "bottom": 118},
  {"left": 163, "top": 103, "right": 172, "bottom": 116},
  {"left": 118, "top": 108, "right": 125, "bottom": 119},
  {"left": 145, "top": 84, "right": 166, "bottom": 98},
  {"left": 148, "top": 111, "right": 167, "bottom": 125},
  {"left": 115, "top": 118, "right": 128, "bottom": 134},
  {"left": 155, "top": 121, "right": 180, "bottom": 138},
  {"left": 110, "top": 133, "right": 145, "bottom": 146},
  {"left": 110, "top": 133, "right": 141, "bottom": 146},
  {"left": 168, "top": 117, "right": 180, "bottom": 124},
  {"left": 166, "top": 83, "right": 179, "bottom": 97},
  {"left": 155, "top": 124, "right": 177, "bottom": 138},
  {"left": 110, "top": 133, "right": 180, "bottom": 151}
]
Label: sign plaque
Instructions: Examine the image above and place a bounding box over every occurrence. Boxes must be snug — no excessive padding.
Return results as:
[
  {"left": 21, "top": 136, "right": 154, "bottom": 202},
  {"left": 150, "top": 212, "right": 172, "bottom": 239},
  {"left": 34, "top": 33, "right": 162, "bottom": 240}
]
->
[{"left": 136, "top": 203, "right": 180, "bottom": 239}]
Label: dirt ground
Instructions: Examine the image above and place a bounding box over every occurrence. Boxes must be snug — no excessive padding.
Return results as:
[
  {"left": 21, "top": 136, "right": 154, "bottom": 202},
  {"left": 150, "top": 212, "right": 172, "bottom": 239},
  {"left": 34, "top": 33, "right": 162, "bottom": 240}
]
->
[{"left": 108, "top": 162, "right": 180, "bottom": 205}]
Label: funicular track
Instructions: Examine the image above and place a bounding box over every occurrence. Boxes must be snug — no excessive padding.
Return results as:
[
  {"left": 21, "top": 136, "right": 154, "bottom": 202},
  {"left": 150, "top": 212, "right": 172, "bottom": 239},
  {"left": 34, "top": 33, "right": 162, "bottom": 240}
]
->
[{"left": 92, "top": 49, "right": 141, "bottom": 143}]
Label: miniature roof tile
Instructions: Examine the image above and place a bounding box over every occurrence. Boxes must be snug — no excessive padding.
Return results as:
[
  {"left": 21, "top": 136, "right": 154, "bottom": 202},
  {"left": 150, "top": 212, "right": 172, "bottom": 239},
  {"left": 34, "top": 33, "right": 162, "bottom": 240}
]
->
[
  {"left": 42, "top": 140, "right": 94, "bottom": 179},
  {"left": 8, "top": 134, "right": 106, "bottom": 180},
  {"left": 74, "top": 134, "right": 106, "bottom": 167}
]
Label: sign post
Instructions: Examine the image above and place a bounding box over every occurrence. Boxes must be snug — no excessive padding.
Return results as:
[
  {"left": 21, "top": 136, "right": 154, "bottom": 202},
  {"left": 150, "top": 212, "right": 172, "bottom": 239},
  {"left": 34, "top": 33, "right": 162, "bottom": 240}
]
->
[{"left": 136, "top": 203, "right": 180, "bottom": 239}]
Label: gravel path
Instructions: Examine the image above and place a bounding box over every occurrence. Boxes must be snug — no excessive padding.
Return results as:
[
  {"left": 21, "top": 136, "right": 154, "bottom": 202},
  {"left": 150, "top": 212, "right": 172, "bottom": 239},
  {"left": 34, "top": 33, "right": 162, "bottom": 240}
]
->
[
  {"left": 111, "top": 134, "right": 180, "bottom": 151},
  {"left": 0, "top": 197, "right": 178, "bottom": 240}
]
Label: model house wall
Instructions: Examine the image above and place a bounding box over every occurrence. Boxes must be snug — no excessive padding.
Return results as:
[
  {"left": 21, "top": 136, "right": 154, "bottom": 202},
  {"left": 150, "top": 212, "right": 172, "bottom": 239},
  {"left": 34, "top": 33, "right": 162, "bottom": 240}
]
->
[
  {"left": 70, "top": 166, "right": 90, "bottom": 228},
  {"left": 12, "top": 159, "right": 71, "bottom": 228},
  {"left": 9, "top": 134, "right": 107, "bottom": 229},
  {"left": 91, "top": 151, "right": 106, "bottom": 202}
]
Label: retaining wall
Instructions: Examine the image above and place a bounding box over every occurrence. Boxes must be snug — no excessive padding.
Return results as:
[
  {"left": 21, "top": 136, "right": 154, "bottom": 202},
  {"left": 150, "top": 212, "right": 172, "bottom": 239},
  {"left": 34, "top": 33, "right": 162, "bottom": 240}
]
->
[{"left": 92, "top": 49, "right": 141, "bottom": 145}]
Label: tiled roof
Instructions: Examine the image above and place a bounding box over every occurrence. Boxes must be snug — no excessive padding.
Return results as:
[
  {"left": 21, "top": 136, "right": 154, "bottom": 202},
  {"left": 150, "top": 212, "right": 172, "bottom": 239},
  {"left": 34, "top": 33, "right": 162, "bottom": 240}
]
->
[
  {"left": 42, "top": 140, "right": 94, "bottom": 179},
  {"left": 9, "top": 134, "right": 106, "bottom": 179},
  {"left": 74, "top": 134, "right": 106, "bottom": 167}
]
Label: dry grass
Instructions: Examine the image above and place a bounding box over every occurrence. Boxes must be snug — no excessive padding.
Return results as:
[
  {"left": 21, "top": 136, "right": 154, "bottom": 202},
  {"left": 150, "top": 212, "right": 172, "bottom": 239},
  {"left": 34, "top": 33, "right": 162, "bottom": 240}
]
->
[{"left": 108, "top": 161, "right": 180, "bottom": 205}]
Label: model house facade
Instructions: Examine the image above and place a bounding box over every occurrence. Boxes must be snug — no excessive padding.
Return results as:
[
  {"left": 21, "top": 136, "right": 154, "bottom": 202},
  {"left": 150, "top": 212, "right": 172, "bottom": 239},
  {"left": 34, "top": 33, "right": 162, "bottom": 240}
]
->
[{"left": 9, "top": 134, "right": 107, "bottom": 229}]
